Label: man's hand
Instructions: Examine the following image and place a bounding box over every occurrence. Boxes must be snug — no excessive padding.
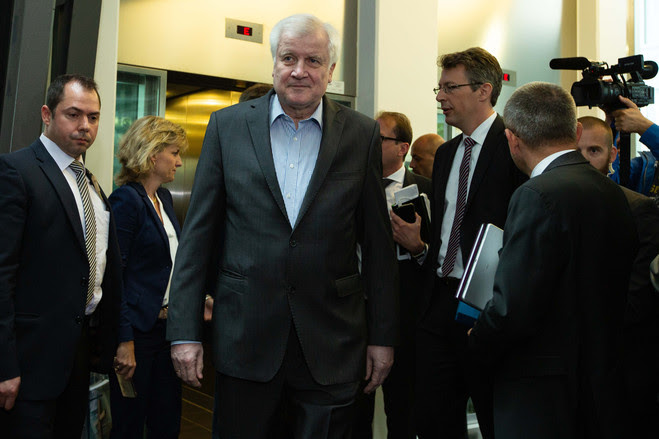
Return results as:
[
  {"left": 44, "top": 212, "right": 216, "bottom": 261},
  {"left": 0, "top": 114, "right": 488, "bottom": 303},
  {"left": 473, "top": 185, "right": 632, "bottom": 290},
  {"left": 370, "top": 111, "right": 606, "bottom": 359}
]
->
[
  {"left": 114, "top": 341, "right": 137, "bottom": 379},
  {"left": 204, "top": 296, "right": 214, "bottom": 322},
  {"left": 171, "top": 343, "right": 204, "bottom": 387},
  {"left": 390, "top": 211, "right": 425, "bottom": 255},
  {"left": 363, "top": 345, "right": 394, "bottom": 394},
  {"left": 611, "top": 96, "right": 653, "bottom": 134},
  {"left": 0, "top": 376, "right": 20, "bottom": 410}
]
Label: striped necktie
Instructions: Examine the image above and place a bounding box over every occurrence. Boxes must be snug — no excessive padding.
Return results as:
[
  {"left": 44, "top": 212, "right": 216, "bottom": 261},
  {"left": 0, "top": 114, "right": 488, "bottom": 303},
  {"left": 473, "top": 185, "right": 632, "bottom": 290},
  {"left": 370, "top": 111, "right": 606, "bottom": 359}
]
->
[
  {"left": 69, "top": 160, "right": 96, "bottom": 306},
  {"left": 442, "top": 136, "right": 475, "bottom": 276}
]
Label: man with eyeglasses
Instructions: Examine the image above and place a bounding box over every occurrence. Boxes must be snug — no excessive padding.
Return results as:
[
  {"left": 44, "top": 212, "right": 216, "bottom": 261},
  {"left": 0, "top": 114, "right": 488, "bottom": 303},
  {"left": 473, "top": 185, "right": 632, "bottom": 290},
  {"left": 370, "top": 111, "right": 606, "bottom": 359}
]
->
[
  {"left": 408, "top": 47, "right": 526, "bottom": 439},
  {"left": 353, "top": 111, "right": 431, "bottom": 439}
]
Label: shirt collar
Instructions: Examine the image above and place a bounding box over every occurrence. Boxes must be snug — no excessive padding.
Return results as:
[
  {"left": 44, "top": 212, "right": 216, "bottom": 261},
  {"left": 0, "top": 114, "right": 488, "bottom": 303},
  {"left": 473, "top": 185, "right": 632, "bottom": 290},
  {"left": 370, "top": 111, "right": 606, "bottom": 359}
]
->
[
  {"left": 531, "top": 149, "right": 575, "bottom": 178},
  {"left": 385, "top": 164, "right": 406, "bottom": 184},
  {"left": 466, "top": 112, "right": 497, "bottom": 146},
  {"left": 269, "top": 94, "right": 323, "bottom": 129},
  {"left": 40, "top": 133, "right": 83, "bottom": 170}
]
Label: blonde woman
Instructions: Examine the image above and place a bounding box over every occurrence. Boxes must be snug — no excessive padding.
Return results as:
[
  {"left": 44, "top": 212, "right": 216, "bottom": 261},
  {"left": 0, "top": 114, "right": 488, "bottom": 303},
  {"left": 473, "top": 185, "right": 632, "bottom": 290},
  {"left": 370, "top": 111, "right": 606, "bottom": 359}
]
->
[{"left": 108, "top": 116, "right": 187, "bottom": 438}]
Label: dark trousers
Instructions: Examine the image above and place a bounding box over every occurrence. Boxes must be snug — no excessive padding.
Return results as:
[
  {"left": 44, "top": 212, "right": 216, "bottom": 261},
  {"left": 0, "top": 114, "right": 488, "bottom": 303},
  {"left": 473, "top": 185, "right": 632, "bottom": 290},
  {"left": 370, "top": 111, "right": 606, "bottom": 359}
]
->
[
  {"left": 109, "top": 320, "right": 181, "bottom": 439},
  {"left": 622, "top": 327, "right": 659, "bottom": 437},
  {"left": 212, "top": 325, "right": 360, "bottom": 439},
  {"left": 351, "top": 344, "right": 415, "bottom": 439},
  {"left": 0, "top": 323, "right": 91, "bottom": 439},
  {"left": 415, "top": 278, "right": 494, "bottom": 439}
]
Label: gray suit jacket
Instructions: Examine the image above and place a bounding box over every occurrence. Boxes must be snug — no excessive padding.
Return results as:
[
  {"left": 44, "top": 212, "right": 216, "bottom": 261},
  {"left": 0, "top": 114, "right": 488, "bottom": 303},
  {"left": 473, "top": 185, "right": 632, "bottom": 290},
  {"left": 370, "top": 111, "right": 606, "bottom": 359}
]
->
[{"left": 167, "top": 92, "right": 399, "bottom": 385}]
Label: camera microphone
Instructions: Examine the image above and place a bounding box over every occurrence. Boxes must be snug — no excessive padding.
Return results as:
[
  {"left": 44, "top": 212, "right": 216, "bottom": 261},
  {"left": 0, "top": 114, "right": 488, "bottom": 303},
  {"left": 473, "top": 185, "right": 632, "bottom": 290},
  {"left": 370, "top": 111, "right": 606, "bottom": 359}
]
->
[{"left": 549, "top": 57, "right": 591, "bottom": 70}]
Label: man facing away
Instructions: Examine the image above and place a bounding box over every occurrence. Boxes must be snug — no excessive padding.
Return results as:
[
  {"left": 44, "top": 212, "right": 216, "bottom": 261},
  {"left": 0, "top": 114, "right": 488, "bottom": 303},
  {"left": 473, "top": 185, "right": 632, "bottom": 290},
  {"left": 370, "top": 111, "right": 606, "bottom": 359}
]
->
[
  {"left": 471, "top": 82, "right": 637, "bottom": 439},
  {"left": 577, "top": 115, "right": 659, "bottom": 438},
  {"left": 0, "top": 74, "right": 127, "bottom": 438},
  {"left": 166, "top": 14, "right": 399, "bottom": 439},
  {"left": 401, "top": 47, "right": 526, "bottom": 439},
  {"left": 353, "top": 111, "right": 431, "bottom": 439}
]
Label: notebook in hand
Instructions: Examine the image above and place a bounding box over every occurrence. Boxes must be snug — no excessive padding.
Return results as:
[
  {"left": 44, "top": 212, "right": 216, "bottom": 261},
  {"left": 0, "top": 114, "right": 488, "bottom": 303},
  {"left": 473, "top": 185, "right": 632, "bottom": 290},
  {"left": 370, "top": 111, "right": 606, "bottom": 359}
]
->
[{"left": 455, "top": 223, "right": 503, "bottom": 312}]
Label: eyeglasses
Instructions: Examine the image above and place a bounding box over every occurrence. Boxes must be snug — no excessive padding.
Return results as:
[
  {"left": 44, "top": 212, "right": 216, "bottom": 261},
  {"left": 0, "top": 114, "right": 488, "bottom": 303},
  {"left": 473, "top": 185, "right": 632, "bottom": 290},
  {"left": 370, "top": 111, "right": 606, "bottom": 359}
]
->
[
  {"left": 433, "top": 83, "right": 483, "bottom": 95},
  {"left": 380, "top": 135, "right": 403, "bottom": 143}
]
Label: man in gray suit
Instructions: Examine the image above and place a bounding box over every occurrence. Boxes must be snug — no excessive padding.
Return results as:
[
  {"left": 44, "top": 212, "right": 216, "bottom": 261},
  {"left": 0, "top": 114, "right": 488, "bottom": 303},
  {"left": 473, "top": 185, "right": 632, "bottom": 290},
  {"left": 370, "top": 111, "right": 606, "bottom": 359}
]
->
[{"left": 166, "top": 13, "right": 399, "bottom": 439}]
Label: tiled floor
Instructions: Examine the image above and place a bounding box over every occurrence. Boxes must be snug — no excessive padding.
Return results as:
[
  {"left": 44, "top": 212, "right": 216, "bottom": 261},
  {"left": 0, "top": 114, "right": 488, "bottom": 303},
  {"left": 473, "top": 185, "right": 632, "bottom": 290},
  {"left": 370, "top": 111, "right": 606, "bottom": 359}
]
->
[
  {"left": 179, "top": 339, "right": 216, "bottom": 439},
  {"left": 180, "top": 385, "right": 213, "bottom": 438}
]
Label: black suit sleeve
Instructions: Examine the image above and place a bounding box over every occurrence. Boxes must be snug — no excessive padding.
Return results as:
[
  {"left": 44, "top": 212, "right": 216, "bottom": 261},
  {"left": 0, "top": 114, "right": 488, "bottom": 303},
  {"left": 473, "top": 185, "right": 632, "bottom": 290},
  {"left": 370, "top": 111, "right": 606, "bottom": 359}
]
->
[
  {"left": 0, "top": 157, "right": 27, "bottom": 381},
  {"left": 472, "top": 186, "right": 566, "bottom": 346}
]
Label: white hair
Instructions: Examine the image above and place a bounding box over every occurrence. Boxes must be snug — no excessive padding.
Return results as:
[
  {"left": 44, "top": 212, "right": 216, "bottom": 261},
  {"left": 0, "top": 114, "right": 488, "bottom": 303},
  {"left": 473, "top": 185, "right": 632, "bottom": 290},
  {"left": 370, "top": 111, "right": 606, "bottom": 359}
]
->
[{"left": 269, "top": 14, "right": 340, "bottom": 66}]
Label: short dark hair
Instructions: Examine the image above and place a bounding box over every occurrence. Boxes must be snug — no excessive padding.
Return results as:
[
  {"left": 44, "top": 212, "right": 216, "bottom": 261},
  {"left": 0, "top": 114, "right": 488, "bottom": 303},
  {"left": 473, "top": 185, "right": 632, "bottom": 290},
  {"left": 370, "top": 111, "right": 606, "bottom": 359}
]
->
[
  {"left": 439, "top": 47, "right": 503, "bottom": 106},
  {"left": 376, "top": 111, "right": 413, "bottom": 144},
  {"left": 504, "top": 82, "right": 577, "bottom": 148},
  {"left": 578, "top": 116, "right": 614, "bottom": 150},
  {"left": 239, "top": 83, "right": 273, "bottom": 103},
  {"left": 46, "top": 74, "right": 101, "bottom": 113}
]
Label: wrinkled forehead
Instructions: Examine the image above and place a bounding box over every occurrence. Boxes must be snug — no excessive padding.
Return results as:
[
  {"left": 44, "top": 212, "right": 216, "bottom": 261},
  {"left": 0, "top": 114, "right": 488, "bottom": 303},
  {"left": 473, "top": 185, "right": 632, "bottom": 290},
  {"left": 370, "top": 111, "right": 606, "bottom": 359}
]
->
[{"left": 277, "top": 28, "right": 329, "bottom": 57}]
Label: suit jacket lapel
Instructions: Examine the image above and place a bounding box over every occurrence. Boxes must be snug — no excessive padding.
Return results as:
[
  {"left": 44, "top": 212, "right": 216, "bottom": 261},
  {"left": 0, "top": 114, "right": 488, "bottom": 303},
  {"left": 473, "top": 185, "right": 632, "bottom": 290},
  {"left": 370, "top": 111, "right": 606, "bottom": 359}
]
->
[
  {"left": 431, "top": 137, "right": 459, "bottom": 252},
  {"left": 246, "top": 92, "right": 290, "bottom": 224},
  {"left": 467, "top": 115, "right": 504, "bottom": 208},
  {"left": 32, "top": 140, "right": 86, "bottom": 252},
  {"left": 403, "top": 169, "right": 413, "bottom": 187},
  {"left": 294, "top": 97, "right": 343, "bottom": 230},
  {"left": 130, "top": 182, "right": 170, "bottom": 248},
  {"left": 159, "top": 188, "right": 181, "bottom": 237}
]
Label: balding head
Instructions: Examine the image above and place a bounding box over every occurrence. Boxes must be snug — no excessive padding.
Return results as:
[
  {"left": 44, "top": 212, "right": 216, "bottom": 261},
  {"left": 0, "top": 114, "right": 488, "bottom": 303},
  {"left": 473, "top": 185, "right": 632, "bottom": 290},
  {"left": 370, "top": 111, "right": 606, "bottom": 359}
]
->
[
  {"left": 577, "top": 116, "right": 617, "bottom": 175},
  {"left": 410, "top": 133, "right": 445, "bottom": 179}
]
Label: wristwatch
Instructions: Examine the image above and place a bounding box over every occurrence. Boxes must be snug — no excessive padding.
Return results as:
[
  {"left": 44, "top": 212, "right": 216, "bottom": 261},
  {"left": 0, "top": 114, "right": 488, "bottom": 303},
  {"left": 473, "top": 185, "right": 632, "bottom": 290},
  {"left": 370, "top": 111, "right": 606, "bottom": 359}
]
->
[{"left": 411, "top": 243, "right": 428, "bottom": 260}]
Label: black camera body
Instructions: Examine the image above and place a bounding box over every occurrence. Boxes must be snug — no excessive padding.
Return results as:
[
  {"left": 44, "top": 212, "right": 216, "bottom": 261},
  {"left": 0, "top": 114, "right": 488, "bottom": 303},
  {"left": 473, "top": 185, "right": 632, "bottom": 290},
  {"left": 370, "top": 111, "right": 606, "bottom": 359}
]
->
[{"left": 550, "top": 54, "right": 657, "bottom": 111}]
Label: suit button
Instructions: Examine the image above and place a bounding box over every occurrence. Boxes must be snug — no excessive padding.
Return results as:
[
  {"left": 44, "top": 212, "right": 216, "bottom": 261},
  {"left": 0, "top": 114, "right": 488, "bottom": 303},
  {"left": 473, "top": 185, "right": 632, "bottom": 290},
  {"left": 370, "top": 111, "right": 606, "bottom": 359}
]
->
[
  {"left": 75, "top": 315, "right": 83, "bottom": 324},
  {"left": 80, "top": 276, "right": 88, "bottom": 286},
  {"left": 289, "top": 239, "right": 297, "bottom": 247}
]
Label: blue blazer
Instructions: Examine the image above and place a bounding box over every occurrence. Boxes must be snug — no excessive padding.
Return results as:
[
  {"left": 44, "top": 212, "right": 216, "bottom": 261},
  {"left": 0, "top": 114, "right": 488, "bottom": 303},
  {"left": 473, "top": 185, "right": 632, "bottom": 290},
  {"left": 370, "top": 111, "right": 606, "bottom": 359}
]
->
[{"left": 109, "top": 181, "right": 181, "bottom": 342}]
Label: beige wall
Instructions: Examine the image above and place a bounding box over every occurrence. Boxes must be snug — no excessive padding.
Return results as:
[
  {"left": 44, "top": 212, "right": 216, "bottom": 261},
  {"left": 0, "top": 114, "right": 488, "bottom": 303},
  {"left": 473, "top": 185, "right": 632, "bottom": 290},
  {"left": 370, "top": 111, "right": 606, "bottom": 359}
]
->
[
  {"left": 374, "top": 0, "right": 439, "bottom": 143},
  {"left": 118, "top": 0, "right": 346, "bottom": 85},
  {"left": 87, "top": 0, "right": 119, "bottom": 190}
]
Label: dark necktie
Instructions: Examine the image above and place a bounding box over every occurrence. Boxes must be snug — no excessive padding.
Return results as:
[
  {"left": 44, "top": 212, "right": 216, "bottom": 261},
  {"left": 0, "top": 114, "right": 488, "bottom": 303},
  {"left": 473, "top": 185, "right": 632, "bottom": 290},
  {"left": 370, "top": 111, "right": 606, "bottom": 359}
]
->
[
  {"left": 381, "top": 178, "right": 394, "bottom": 191},
  {"left": 69, "top": 160, "right": 96, "bottom": 306},
  {"left": 442, "top": 136, "right": 475, "bottom": 276}
]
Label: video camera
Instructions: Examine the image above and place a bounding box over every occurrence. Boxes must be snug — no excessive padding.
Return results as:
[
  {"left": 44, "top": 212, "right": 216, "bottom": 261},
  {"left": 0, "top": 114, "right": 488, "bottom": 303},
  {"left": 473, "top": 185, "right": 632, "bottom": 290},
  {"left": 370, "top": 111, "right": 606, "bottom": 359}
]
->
[{"left": 549, "top": 54, "right": 657, "bottom": 111}]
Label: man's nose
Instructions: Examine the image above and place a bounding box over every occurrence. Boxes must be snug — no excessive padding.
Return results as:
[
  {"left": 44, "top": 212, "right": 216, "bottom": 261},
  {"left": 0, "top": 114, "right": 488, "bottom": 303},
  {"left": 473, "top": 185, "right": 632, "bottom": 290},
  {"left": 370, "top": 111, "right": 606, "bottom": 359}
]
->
[{"left": 291, "top": 60, "right": 307, "bottom": 77}]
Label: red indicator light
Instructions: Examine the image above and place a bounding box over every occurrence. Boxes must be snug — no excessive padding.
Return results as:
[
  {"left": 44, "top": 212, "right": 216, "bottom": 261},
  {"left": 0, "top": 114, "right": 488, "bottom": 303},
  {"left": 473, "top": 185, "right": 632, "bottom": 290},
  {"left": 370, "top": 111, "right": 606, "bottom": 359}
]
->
[
  {"left": 237, "top": 25, "right": 253, "bottom": 36},
  {"left": 503, "top": 73, "right": 511, "bottom": 82}
]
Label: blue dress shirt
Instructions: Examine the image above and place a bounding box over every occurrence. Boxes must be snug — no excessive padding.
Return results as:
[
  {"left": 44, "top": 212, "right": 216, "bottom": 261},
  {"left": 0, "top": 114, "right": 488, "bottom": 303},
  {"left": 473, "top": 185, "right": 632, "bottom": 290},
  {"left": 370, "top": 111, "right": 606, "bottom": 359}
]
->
[{"left": 269, "top": 95, "right": 323, "bottom": 227}]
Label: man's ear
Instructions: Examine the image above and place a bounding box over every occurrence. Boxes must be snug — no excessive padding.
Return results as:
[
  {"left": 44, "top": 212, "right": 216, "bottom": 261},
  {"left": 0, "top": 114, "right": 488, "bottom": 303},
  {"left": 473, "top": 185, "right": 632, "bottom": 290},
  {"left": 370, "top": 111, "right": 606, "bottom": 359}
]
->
[
  {"left": 41, "top": 105, "right": 52, "bottom": 126},
  {"left": 399, "top": 142, "right": 410, "bottom": 158},
  {"left": 610, "top": 145, "right": 618, "bottom": 164},
  {"left": 505, "top": 128, "right": 518, "bottom": 152},
  {"left": 479, "top": 83, "right": 493, "bottom": 103}
]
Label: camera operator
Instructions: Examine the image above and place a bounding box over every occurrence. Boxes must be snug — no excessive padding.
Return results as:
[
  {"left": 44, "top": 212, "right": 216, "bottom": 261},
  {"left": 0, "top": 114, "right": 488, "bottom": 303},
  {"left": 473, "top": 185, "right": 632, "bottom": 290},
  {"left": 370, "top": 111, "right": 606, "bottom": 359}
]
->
[{"left": 605, "top": 95, "right": 659, "bottom": 196}]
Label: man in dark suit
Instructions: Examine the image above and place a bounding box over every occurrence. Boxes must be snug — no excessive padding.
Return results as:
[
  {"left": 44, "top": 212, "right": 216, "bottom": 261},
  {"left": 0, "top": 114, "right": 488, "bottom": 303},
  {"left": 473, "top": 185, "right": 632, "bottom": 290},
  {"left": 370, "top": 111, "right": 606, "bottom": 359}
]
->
[
  {"left": 405, "top": 47, "right": 526, "bottom": 438},
  {"left": 471, "top": 82, "right": 637, "bottom": 439},
  {"left": 166, "top": 14, "right": 398, "bottom": 439},
  {"left": 0, "top": 74, "right": 125, "bottom": 437},
  {"left": 576, "top": 115, "right": 659, "bottom": 437},
  {"left": 353, "top": 111, "right": 431, "bottom": 438}
]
